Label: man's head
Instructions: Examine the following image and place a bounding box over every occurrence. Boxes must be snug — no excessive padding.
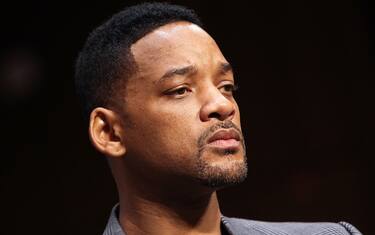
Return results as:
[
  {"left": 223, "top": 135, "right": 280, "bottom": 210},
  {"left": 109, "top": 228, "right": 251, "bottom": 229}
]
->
[{"left": 75, "top": 2, "right": 247, "bottom": 191}]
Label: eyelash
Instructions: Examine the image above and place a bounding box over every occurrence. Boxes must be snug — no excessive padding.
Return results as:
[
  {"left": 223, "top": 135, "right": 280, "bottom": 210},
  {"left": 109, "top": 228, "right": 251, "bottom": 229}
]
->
[
  {"left": 165, "top": 83, "right": 238, "bottom": 98},
  {"left": 221, "top": 84, "right": 238, "bottom": 94},
  {"left": 164, "top": 87, "right": 191, "bottom": 97}
]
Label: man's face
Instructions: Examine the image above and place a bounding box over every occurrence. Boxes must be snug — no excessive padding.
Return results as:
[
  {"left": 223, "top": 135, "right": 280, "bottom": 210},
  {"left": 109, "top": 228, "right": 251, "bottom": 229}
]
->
[{"left": 119, "top": 22, "right": 247, "bottom": 188}]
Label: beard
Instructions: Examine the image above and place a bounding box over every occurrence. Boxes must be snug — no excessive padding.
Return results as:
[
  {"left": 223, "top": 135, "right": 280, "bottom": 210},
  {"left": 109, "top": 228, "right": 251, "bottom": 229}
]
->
[{"left": 194, "top": 120, "right": 248, "bottom": 188}]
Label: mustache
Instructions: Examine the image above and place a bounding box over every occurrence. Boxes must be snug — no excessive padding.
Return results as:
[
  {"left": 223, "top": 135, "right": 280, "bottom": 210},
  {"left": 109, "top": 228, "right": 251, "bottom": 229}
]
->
[{"left": 197, "top": 120, "right": 244, "bottom": 149}]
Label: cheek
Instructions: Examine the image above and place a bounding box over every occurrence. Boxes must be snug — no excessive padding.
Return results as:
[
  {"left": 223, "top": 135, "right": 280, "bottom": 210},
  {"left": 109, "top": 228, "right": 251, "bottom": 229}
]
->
[
  {"left": 125, "top": 100, "right": 201, "bottom": 161},
  {"left": 150, "top": 107, "right": 199, "bottom": 150}
]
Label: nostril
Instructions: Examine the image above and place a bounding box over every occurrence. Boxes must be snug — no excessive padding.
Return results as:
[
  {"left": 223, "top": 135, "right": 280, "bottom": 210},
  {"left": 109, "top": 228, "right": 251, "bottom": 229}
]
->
[
  {"left": 228, "top": 109, "right": 235, "bottom": 117},
  {"left": 208, "top": 112, "right": 221, "bottom": 119}
]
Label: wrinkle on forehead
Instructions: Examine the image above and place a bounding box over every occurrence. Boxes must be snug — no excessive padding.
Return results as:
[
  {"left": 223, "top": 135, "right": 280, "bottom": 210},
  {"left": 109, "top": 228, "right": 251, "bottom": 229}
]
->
[
  {"left": 130, "top": 21, "right": 226, "bottom": 80},
  {"left": 131, "top": 21, "right": 215, "bottom": 56}
]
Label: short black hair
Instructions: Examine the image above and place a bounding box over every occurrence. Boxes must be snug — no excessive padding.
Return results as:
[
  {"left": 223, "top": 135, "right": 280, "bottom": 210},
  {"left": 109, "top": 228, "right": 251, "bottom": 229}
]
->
[{"left": 75, "top": 2, "right": 202, "bottom": 119}]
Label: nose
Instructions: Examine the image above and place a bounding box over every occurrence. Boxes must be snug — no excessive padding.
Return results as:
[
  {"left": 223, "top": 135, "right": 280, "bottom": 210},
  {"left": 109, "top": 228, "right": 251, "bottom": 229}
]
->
[{"left": 199, "top": 88, "right": 236, "bottom": 122}]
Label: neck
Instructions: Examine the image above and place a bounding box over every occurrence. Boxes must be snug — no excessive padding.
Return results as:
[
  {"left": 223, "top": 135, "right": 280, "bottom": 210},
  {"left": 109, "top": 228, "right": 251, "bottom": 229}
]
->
[
  {"left": 113, "top": 163, "right": 223, "bottom": 235},
  {"left": 119, "top": 191, "right": 222, "bottom": 235}
]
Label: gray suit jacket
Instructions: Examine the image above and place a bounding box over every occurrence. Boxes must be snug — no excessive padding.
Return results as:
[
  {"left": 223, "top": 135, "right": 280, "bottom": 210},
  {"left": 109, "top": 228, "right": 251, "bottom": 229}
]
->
[{"left": 103, "top": 205, "right": 362, "bottom": 235}]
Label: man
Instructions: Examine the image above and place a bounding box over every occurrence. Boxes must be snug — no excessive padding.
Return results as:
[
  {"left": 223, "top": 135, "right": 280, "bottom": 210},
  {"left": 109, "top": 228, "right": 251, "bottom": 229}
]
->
[{"left": 75, "top": 2, "right": 362, "bottom": 235}]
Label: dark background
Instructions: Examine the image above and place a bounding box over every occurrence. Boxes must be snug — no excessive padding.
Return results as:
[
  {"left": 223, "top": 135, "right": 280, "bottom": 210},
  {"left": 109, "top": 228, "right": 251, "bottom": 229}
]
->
[{"left": 0, "top": 0, "right": 373, "bottom": 234}]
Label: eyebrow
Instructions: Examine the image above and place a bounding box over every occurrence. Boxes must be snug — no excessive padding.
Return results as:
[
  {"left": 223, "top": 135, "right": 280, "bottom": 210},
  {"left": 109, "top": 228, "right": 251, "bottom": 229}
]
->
[
  {"left": 157, "top": 65, "right": 198, "bottom": 84},
  {"left": 219, "top": 62, "right": 233, "bottom": 75}
]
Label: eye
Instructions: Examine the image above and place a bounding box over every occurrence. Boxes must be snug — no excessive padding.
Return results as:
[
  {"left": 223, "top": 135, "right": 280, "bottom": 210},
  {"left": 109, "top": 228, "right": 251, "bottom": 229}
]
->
[
  {"left": 220, "top": 83, "right": 238, "bottom": 95},
  {"left": 164, "top": 86, "right": 191, "bottom": 98}
]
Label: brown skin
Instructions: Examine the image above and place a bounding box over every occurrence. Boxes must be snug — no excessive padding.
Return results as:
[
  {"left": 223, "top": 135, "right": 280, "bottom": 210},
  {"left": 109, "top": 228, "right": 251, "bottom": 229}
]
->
[{"left": 89, "top": 22, "right": 247, "bottom": 235}]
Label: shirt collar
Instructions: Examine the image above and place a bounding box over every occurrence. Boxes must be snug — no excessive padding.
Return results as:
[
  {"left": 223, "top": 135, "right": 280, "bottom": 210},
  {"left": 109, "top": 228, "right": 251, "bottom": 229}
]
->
[
  {"left": 103, "top": 204, "right": 125, "bottom": 235},
  {"left": 103, "top": 204, "right": 234, "bottom": 235}
]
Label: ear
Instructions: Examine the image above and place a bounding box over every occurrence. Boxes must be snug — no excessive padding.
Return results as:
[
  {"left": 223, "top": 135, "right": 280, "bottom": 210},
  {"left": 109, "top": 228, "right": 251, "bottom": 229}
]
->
[{"left": 89, "top": 107, "right": 126, "bottom": 158}]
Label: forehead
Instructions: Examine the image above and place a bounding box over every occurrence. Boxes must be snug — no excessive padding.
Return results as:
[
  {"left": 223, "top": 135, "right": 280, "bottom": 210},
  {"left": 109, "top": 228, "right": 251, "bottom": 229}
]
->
[{"left": 130, "top": 21, "right": 227, "bottom": 78}]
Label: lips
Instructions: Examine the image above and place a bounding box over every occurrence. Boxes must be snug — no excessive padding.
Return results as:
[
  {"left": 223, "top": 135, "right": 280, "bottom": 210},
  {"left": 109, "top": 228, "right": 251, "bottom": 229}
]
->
[{"left": 206, "top": 129, "right": 241, "bottom": 148}]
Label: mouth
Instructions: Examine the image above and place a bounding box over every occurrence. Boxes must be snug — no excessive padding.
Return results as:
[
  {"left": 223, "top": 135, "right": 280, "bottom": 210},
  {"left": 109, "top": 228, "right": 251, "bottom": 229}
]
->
[{"left": 206, "top": 129, "right": 241, "bottom": 149}]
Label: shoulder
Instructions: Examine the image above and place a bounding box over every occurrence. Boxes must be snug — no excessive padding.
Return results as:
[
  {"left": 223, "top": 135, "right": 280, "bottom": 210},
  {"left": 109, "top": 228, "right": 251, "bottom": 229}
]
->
[{"left": 221, "top": 216, "right": 362, "bottom": 235}]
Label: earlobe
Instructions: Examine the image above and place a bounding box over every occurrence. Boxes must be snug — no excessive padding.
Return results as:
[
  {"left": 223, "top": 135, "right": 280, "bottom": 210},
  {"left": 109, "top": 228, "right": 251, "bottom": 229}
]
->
[{"left": 89, "top": 107, "right": 126, "bottom": 158}]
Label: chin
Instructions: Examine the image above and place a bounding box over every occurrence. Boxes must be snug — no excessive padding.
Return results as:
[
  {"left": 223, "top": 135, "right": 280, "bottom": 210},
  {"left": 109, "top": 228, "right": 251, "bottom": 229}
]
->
[{"left": 195, "top": 150, "right": 248, "bottom": 188}]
